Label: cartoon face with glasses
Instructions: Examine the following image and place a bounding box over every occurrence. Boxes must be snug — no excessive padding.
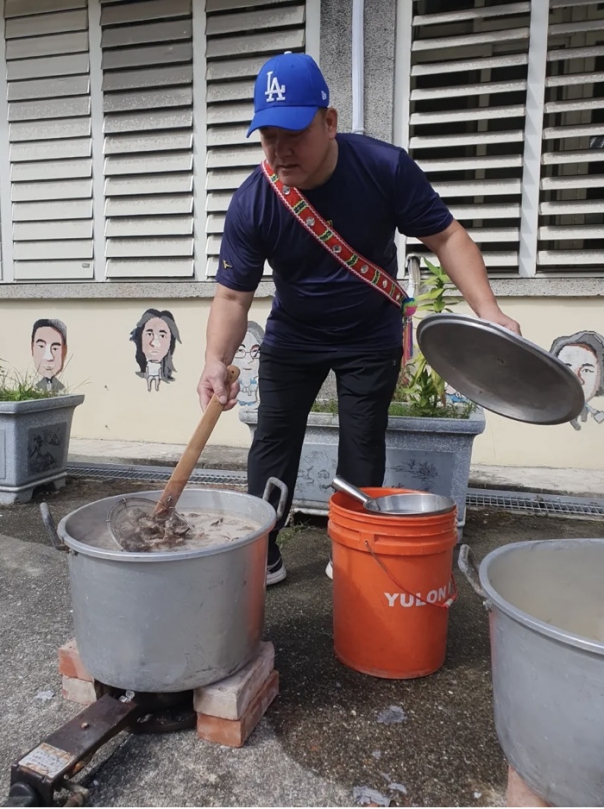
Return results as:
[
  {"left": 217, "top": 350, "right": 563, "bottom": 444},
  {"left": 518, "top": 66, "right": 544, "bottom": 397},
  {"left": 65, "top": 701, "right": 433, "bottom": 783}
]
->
[
  {"left": 550, "top": 330, "right": 604, "bottom": 430},
  {"left": 235, "top": 321, "right": 264, "bottom": 409}
]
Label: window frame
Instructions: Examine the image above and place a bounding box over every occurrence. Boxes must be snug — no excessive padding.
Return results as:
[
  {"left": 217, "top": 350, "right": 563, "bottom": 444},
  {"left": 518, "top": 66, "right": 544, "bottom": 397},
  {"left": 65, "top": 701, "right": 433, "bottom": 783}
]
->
[
  {"left": 0, "top": 0, "right": 321, "bottom": 285},
  {"left": 394, "top": 0, "right": 604, "bottom": 283}
]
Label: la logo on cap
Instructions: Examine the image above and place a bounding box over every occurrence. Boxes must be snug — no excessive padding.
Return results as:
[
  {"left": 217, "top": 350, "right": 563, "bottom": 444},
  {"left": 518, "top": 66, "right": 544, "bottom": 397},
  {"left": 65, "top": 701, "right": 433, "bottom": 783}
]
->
[{"left": 265, "top": 70, "right": 286, "bottom": 102}]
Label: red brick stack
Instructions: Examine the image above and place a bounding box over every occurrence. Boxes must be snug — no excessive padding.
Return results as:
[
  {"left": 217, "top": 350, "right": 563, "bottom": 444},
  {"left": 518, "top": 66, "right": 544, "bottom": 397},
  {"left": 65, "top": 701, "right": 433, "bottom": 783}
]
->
[
  {"left": 58, "top": 638, "right": 96, "bottom": 705},
  {"left": 57, "top": 639, "right": 279, "bottom": 748},
  {"left": 506, "top": 767, "right": 551, "bottom": 807}
]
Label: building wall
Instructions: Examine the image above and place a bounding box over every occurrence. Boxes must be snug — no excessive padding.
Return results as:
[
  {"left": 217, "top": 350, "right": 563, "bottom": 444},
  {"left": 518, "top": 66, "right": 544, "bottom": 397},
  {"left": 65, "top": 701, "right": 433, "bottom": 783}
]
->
[
  {"left": 321, "top": 0, "right": 397, "bottom": 141},
  {"left": 2, "top": 293, "right": 604, "bottom": 469},
  {"left": 0, "top": 294, "right": 271, "bottom": 449}
]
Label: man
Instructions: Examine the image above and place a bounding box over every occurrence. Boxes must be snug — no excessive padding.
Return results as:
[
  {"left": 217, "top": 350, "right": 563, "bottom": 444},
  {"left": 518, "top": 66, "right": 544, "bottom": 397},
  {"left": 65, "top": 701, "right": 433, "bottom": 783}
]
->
[
  {"left": 197, "top": 52, "right": 520, "bottom": 585},
  {"left": 31, "top": 318, "right": 67, "bottom": 393}
]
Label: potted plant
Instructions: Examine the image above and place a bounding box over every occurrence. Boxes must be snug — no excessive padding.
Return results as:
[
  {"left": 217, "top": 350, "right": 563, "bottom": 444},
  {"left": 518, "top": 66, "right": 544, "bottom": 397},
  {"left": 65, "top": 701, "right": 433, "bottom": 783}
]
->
[
  {"left": 385, "top": 260, "right": 486, "bottom": 534},
  {"left": 0, "top": 365, "right": 84, "bottom": 504}
]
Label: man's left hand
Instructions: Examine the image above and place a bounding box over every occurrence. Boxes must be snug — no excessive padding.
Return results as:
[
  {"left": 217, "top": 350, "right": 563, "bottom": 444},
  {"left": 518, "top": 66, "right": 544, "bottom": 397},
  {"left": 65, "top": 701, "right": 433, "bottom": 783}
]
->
[{"left": 475, "top": 306, "right": 522, "bottom": 337}]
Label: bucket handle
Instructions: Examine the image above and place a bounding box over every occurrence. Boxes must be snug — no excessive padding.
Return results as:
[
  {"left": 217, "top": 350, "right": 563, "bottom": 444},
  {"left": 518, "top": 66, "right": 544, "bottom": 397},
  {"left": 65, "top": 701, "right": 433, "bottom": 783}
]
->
[
  {"left": 458, "top": 545, "right": 491, "bottom": 610},
  {"left": 364, "top": 540, "right": 457, "bottom": 610},
  {"left": 262, "top": 477, "right": 289, "bottom": 520}
]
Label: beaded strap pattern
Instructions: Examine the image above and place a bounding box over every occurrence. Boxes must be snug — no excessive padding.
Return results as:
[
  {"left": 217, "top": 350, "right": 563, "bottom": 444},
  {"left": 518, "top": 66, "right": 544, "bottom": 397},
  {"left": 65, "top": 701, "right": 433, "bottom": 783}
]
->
[{"left": 261, "top": 160, "right": 415, "bottom": 314}]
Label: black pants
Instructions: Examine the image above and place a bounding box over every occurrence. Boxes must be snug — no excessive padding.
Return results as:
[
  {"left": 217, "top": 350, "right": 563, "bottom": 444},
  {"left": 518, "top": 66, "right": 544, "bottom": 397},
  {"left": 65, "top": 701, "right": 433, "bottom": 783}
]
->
[{"left": 247, "top": 345, "right": 402, "bottom": 563}]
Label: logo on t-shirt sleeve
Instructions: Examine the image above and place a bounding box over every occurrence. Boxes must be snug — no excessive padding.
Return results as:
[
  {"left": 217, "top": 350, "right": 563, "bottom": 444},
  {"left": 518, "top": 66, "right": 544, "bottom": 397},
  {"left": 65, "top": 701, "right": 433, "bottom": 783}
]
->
[{"left": 222, "top": 260, "right": 233, "bottom": 269}]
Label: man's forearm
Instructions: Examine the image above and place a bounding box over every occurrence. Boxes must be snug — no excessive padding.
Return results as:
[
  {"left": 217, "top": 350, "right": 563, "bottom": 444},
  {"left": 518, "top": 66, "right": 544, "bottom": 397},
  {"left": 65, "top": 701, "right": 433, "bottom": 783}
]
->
[
  {"left": 205, "top": 290, "right": 252, "bottom": 365},
  {"left": 420, "top": 220, "right": 501, "bottom": 318}
]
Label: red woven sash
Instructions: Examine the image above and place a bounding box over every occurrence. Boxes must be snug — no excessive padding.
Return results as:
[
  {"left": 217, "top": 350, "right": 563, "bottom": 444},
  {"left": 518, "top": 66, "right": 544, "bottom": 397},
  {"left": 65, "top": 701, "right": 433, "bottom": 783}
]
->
[{"left": 261, "top": 160, "right": 411, "bottom": 311}]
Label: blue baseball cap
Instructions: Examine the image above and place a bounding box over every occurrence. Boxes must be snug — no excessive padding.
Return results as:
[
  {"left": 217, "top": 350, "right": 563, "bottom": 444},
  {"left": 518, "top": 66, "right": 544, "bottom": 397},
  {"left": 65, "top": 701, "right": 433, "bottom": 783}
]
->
[{"left": 247, "top": 52, "right": 329, "bottom": 137}]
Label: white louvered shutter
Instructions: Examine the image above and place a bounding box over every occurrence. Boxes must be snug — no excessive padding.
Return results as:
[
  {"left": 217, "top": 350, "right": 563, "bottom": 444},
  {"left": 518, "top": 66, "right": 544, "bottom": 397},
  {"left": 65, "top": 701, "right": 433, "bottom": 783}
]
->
[
  {"left": 5, "top": 0, "right": 93, "bottom": 281},
  {"left": 405, "top": 1, "right": 531, "bottom": 273},
  {"left": 538, "top": 0, "right": 604, "bottom": 273},
  {"left": 100, "top": 0, "right": 195, "bottom": 279},
  {"left": 205, "top": 0, "right": 307, "bottom": 277}
]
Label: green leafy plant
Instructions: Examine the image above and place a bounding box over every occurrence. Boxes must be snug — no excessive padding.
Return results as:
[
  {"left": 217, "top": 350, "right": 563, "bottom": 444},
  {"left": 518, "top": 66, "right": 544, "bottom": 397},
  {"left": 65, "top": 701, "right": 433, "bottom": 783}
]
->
[
  {"left": 311, "top": 258, "right": 475, "bottom": 419},
  {"left": 389, "top": 259, "right": 474, "bottom": 419},
  {"left": 0, "top": 364, "right": 60, "bottom": 402},
  {"left": 310, "top": 397, "right": 338, "bottom": 414}
]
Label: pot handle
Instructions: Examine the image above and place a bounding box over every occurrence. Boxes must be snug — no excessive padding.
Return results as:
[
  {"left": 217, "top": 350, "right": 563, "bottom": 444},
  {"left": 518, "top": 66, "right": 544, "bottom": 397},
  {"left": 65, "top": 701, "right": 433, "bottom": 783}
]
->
[
  {"left": 458, "top": 545, "right": 485, "bottom": 599},
  {"left": 40, "top": 502, "right": 67, "bottom": 552},
  {"left": 262, "top": 477, "right": 289, "bottom": 520}
]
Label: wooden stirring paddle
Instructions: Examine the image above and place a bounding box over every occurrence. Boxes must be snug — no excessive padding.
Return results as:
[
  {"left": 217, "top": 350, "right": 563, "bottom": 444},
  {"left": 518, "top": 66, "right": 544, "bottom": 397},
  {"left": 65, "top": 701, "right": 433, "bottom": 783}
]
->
[{"left": 154, "top": 364, "right": 240, "bottom": 518}]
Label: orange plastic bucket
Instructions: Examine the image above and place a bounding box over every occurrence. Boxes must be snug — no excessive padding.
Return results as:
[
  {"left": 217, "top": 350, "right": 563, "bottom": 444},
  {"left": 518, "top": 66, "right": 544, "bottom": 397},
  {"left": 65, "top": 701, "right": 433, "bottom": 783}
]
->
[{"left": 328, "top": 487, "right": 458, "bottom": 679}]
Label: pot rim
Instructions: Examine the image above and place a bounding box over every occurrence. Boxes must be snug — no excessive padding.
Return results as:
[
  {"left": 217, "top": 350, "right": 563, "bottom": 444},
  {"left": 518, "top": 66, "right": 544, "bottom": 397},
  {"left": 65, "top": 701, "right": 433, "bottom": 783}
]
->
[
  {"left": 479, "top": 538, "right": 604, "bottom": 656},
  {"left": 57, "top": 488, "right": 277, "bottom": 562}
]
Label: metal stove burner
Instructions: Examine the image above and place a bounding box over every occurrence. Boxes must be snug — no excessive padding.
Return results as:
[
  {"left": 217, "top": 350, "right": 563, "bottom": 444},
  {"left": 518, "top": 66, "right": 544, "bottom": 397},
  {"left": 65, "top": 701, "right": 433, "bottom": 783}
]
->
[
  {"left": 3, "top": 687, "right": 196, "bottom": 807},
  {"left": 94, "top": 683, "right": 196, "bottom": 735}
]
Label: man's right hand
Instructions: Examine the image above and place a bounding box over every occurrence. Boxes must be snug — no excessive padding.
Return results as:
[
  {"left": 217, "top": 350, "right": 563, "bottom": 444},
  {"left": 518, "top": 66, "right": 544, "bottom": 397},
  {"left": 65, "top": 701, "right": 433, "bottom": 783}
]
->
[{"left": 197, "top": 360, "right": 240, "bottom": 411}]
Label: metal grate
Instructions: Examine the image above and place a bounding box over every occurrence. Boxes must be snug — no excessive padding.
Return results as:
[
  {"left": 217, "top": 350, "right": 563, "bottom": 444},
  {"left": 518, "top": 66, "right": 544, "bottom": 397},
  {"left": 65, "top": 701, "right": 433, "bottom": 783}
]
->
[
  {"left": 66, "top": 464, "right": 604, "bottom": 520},
  {"left": 67, "top": 462, "right": 246, "bottom": 487},
  {"left": 466, "top": 487, "right": 604, "bottom": 519}
]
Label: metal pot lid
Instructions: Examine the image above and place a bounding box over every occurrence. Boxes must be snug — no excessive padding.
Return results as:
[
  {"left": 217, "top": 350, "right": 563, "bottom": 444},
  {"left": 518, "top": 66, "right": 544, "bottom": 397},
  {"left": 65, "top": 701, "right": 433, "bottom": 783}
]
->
[{"left": 416, "top": 314, "right": 585, "bottom": 425}]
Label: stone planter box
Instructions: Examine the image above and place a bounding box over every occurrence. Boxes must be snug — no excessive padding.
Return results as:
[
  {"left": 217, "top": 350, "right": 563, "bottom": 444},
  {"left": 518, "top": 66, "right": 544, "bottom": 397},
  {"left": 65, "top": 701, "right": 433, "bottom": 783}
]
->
[
  {"left": 240, "top": 407, "right": 486, "bottom": 534},
  {"left": 0, "top": 394, "right": 85, "bottom": 504}
]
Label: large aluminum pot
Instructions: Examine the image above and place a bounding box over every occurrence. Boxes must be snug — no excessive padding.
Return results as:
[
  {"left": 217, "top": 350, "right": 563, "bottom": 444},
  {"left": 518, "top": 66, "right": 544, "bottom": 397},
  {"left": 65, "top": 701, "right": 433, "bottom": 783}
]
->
[
  {"left": 47, "top": 479, "right": 287, "bottom": 693},
  {"left": 459, "top": 540, "right": 604, "bottom": 807}
]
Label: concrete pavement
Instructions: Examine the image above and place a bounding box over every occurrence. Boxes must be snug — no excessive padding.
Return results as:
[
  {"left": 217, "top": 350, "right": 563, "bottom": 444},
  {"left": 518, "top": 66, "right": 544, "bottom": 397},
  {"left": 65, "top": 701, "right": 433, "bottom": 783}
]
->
[
  {"left": 1, "top": 475, "right": 603, "bottom": 806},
  {"left": 67, "top": 437, "right": 604, "bottom": 497}
]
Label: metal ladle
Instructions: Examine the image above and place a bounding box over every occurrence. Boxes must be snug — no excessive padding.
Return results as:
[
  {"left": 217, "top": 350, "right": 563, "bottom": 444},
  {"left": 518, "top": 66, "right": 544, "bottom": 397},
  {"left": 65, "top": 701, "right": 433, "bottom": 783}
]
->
[{"left": 331, "top": 475, "right": 456, "bottom": 517}]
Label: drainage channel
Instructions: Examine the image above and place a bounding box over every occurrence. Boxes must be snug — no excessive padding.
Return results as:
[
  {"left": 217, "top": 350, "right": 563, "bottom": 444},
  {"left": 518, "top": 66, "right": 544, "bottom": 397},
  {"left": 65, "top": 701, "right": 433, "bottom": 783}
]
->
[
  {"left": 67, "top": 462, "right": 246, "bottom": 487},
  {"left": 466, "top": 488, "right": 604, "bottom": 519},
  {"left": 67, "top": 463, "right": 604, "bottom": 520}
]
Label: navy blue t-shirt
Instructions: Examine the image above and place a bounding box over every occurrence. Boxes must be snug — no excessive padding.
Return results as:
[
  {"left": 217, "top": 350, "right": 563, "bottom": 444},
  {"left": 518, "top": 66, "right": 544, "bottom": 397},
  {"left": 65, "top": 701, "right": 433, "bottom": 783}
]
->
[{"left": 216, "top": 133, "right": 452, "bottom": 352}]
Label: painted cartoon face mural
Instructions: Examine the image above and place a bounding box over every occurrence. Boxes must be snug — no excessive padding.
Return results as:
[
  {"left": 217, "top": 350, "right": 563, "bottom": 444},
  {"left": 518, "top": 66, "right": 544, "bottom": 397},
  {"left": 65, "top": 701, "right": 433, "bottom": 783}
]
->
[
  {"left": 31, "top": 319, "right": 67, "bottom": 393},
  {"left": 234, "top": 321, "right": 264, "bottom": 409},
  {"left": 445, "top": 383, "right": 470, "bottom": 405},
  {"left": 550, "top": 331, "right": 604, "bottom": 430},
  {"left": 142, "top": 317, "right": 172, "bottom": 365},
  {"left": 130, "top": 309, "right": 181, "bottom": 392},
  {"left": 558, "top": 344, "right": 600, "bottom": 402}
]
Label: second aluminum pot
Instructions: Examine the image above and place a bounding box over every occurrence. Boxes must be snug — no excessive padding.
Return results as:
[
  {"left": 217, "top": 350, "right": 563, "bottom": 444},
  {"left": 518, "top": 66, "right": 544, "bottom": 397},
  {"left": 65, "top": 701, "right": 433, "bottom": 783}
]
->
[
  {"left": 49, "top": 479, "right": 287, "bottom": 693},
  {"left": 459, "top": 540, "right": 604, "bottom": 807}
]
